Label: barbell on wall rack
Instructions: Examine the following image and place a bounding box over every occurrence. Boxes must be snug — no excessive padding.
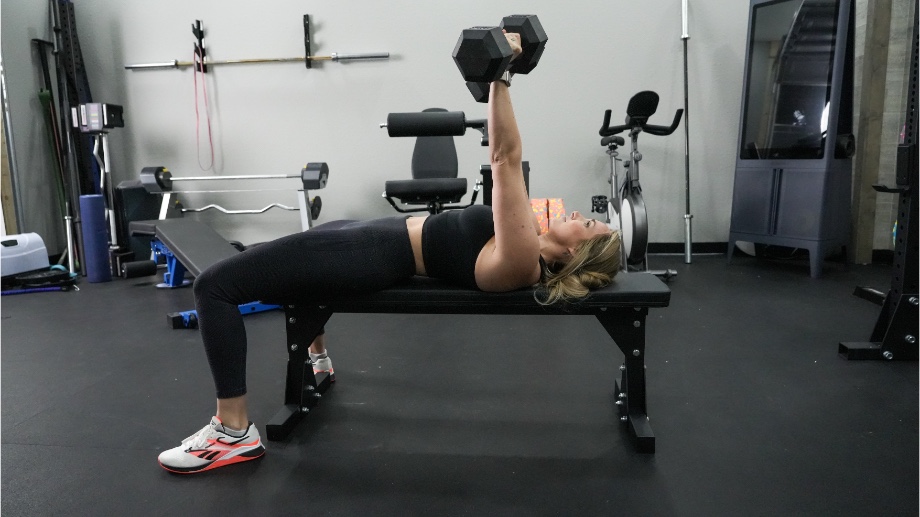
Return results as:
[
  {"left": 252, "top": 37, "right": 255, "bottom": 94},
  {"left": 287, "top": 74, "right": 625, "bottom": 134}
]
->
[{"left": 125, "top": 52, "right": 389, "bottom": 71}]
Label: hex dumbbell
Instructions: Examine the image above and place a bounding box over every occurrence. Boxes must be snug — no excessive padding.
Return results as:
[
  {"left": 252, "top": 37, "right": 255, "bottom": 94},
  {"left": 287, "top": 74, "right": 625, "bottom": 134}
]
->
[{"left": 452, "top": 15, "right": 548, "bottom": 103}]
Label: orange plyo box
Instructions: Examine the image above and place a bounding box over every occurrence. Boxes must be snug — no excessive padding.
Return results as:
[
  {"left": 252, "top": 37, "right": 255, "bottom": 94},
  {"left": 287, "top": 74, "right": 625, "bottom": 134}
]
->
[
  {"left": 530, "top": 198, "right": 565, "bottom": 235},
  {"left": 547, "top": 198, "right": 565, "bottom": 221}
]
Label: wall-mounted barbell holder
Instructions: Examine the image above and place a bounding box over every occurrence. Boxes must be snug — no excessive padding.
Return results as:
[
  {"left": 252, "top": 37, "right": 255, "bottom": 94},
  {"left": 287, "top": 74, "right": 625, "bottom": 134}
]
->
[{"left": 125, "top": 15, "right": 390, "bottom": 71}]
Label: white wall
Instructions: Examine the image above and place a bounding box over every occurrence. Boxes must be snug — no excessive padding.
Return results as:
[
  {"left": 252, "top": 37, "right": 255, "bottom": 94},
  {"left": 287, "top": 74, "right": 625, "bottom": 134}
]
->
[{"left": 4, "top": 0, "right": 750, "bottom": 247}]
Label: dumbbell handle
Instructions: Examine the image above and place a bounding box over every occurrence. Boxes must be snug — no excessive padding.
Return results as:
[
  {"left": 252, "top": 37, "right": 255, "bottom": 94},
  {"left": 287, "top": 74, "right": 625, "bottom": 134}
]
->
[{"left": 381, "top": 111, "right": 485, "bottom": 137}]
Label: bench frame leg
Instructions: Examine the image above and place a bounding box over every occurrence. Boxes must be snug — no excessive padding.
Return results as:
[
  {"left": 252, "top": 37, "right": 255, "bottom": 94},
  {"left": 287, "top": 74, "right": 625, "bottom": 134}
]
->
[
  {"left": 266, "top": 304, "right": 334, "bottom": 441},
  {"left": 150, "top": 239, "right": 191, "bottom": 289},
  {"left": 597, "top": 308, "right": 655, "bottom": 453}
]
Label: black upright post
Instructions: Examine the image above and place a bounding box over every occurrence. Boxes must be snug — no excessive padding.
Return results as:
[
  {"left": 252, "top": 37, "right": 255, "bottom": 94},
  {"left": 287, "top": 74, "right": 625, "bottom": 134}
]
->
[
  {"left": 49, "top": 0, "right": 86, "bottom": 274},
  {"left": 839, "top": 7, "right": 918, "bottom": 361},
  {"left": 266, "top": 305, "right": 335, "bottom": 441}
]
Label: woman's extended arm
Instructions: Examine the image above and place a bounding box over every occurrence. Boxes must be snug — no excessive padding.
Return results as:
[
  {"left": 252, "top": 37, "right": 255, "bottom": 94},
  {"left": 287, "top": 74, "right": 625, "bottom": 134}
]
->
[{"left": 475, "top": 35, "right": 542, "bottom": 291}]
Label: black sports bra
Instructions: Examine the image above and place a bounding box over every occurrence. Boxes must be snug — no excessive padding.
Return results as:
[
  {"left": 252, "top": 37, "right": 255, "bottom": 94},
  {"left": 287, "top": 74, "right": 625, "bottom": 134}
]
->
[{"left": 421, "top": 205, "right": 495, "bottom": 289}]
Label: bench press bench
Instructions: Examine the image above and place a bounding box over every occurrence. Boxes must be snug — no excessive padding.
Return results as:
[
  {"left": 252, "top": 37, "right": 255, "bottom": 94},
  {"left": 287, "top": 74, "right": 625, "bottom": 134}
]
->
[
  {"left": 272, "top": 273, "right": 669, "bottom": 453},
  {"left": 133, "top": 218, "right": 671, "bottom": 453}
]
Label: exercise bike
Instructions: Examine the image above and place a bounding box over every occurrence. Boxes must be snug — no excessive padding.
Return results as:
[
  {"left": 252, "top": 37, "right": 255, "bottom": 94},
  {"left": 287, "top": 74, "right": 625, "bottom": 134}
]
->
[{"left": 593, "top": 91, "right": 682, "bottom": 279}]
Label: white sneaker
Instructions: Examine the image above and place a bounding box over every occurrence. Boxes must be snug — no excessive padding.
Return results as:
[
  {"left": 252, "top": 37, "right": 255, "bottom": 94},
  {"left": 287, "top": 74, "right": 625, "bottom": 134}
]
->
[
  {"left": 157, "top": 416, "right": 264, "bottom": 474},
  {"left": 312, "top": 356, "right": 335, "bottom": 382}
]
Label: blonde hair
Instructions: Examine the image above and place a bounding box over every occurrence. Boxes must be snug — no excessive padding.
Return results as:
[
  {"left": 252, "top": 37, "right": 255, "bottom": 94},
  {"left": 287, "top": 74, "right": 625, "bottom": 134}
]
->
[{"left": 536, "top": 230, "right": 622, "bottom": 305}]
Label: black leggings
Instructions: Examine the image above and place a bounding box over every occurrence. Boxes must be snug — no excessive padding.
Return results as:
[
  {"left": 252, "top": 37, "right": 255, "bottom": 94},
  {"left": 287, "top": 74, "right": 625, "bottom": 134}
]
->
[{"left": 193, "top": 216, "right": 416, "bottom": 398}]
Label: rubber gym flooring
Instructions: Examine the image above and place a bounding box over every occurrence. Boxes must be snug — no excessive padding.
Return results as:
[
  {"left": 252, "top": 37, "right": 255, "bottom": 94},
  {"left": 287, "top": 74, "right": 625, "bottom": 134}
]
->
[{"left": 2, "top": 253, "right": 917, "bottom": 515}]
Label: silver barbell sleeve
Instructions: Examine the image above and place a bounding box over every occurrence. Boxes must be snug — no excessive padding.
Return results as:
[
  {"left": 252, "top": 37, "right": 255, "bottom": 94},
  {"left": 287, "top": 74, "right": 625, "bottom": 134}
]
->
[
  {"left": 330, "top": 52, "right": 390, "bottom": 62},
  {"left": 123, "top": 60, "right": 181, "bottom": 70}
]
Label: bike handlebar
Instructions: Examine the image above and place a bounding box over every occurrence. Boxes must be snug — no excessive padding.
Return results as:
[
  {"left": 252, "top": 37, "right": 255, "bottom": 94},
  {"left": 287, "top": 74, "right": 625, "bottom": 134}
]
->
[
  {"left": 598, "top": 108, "right": 684, "bottom": 138},
  {"left": 643, "top": 109, "right": 683, "bottom": 136},
  {"left": 599, "top": 110, "right": 626, "bottom": 136}
]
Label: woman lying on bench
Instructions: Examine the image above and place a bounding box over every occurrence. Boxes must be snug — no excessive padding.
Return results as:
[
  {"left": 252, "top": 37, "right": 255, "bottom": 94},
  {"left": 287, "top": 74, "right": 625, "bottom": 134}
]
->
[{"left": 158, "top": 32, "right": 622, "bottom": 474}]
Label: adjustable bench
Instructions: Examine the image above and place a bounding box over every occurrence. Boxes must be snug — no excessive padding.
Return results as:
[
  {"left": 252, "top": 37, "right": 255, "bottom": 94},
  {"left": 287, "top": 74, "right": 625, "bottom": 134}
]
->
[
  {"left": 128, "top": 218, "right": 280, "bottom": 327},
  {"left": 131, "top": 218, "right": 671, "bottom": 453}
]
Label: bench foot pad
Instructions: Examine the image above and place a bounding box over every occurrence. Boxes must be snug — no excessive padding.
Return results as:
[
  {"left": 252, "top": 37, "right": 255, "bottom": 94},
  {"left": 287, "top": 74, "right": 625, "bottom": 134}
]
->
[
  {"left": 266, "top": 372, "right": 333, "bottom": 441},
  {"left": 615, "top": 379, "right": 656, "bottom": 454}
]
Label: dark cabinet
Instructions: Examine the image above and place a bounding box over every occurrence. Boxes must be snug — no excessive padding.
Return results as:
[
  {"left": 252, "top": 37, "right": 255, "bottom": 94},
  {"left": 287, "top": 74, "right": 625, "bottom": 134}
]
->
[
  {"left": 729, "top": 163, "right": 851, "bottom": 277},
  {"left": 728, "top": 0, "right": 855, "bottom": 278}
]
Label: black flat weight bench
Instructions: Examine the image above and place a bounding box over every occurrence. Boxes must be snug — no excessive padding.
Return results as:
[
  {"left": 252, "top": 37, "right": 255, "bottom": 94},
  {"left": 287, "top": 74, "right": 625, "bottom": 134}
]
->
[{"left": 269, "top": 272, "right": 670, "bottom": 453}]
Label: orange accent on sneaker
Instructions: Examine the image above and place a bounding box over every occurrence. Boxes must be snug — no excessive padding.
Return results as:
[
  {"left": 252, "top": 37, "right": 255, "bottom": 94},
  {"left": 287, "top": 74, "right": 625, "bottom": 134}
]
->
[
  {"left": 313, "top": 367, "right": 335, "bottom": 382},
  {"left": 158, "top": 447, "right": 264, "bottom": 474},
  {"left": 159, "top": 444, "right": 264, "bottom": 474}
]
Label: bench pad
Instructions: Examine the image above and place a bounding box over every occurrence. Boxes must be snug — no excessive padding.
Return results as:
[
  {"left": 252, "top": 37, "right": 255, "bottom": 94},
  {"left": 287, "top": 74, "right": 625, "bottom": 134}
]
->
[{"left": 305, "top": 273, "right": 670, "bottom": 315}]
